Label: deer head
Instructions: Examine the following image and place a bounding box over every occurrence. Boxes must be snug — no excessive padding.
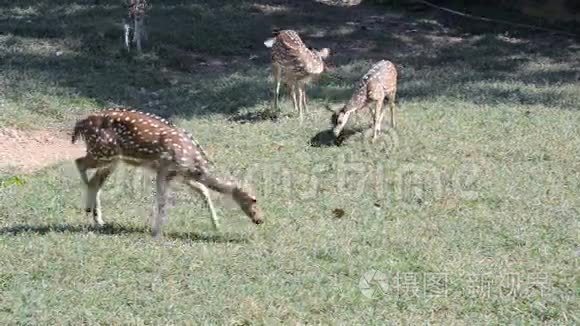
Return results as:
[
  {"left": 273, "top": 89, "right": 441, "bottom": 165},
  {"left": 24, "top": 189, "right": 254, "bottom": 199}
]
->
[
  {"left": 316, "top": 48, "right": 330, "bottom": 60},
  {"left": 232, "top": 187, "right": 263, "bottom": 225}
]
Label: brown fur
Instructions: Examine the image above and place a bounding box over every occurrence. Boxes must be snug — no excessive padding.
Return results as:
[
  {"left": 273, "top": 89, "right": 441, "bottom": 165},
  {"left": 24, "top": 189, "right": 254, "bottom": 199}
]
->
[
  {"left": 72, "top": 108, "right": 263, "bottom": 237},
  {"left": 332, "top": 60, "right": 398, "bottom": 142},
  {"left": 265, "top": 30, "right": 330, "bottom": 121}
]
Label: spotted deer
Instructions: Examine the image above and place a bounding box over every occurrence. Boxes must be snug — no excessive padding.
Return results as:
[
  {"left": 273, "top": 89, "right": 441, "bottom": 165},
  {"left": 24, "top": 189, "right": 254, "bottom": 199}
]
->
[
  {"left": 331, "top": 60, "right": 398, "bottom": 143},
  {"left": 71, "top": 108, "right": 263, "bottom": 238},
  {"left": 264, "top": 29, "right": 330, "bottom": 121}
]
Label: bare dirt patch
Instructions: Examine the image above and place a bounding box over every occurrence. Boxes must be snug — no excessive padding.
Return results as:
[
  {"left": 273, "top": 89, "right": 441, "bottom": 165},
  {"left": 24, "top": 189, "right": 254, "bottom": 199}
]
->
[{"left": 0, "top": 128, "right": 84, "bottom": 174}]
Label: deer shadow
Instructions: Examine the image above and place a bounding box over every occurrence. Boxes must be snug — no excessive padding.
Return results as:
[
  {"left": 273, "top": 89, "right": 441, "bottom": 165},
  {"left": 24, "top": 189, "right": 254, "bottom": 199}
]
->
[
  {"left": 0, "top": 223, "right": 249, "bottom": 243},
  {"left": 309, "top": 127, "right": 366, "bottom": 147}
]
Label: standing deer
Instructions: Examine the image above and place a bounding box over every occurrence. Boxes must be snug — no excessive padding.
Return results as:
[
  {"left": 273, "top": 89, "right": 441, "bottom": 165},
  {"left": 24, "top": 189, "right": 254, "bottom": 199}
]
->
[
  {"left": 124, "top": 0, "right": 149, "bottom": 53},
  {"left": 264, "top": 29, "right": 330, "bottom": 122},
  {"left": 71, "top": 108, "right": 263, "bottom": 238},
  {"left": 331, "top": 60, "right": 398, "bottom": 143}
]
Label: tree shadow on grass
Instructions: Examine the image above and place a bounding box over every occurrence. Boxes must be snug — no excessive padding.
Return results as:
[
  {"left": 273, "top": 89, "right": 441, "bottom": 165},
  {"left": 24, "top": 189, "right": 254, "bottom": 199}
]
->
[
  {"left": 0, "top": 0, "right": 578, "bottom": 125},
  {"left": 0, "top": 223, "right": 249, "bottom": 243}
]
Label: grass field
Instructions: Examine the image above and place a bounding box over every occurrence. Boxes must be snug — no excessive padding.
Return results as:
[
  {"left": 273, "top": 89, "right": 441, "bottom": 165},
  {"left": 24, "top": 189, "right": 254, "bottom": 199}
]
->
[{"left": 0, "top": 0, "right": 579, "bottom": 324}]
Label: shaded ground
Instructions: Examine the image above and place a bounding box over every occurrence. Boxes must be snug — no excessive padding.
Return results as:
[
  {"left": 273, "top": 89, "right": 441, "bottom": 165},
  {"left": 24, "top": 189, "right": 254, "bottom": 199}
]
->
[
  {"left": 0, "top": 0, "right": 578, "bottom": 174},
  {"left": 0, "top": 0, "right": 578, "bottom": 127}
]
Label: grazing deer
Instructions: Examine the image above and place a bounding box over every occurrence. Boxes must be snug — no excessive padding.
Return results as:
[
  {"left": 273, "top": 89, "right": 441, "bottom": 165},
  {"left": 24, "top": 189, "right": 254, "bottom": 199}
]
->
[
  {"left": 264, "top": 29, "right": 330, "bottom": 122},
  {"left": 71, "top": 108, "right": 263, "bottom": 238},
  {"left": 331, "top": 60, "right": 398, "bottom": 143}
]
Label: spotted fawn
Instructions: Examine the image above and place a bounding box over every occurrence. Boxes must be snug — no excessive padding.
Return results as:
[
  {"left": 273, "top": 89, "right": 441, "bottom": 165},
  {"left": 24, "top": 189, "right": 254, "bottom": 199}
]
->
[
  {"left": 331, "top": 60, "right": 398, "bottom": 142},
  {"left": 264, "top": 29, "right": 330, "bottom": 122}
]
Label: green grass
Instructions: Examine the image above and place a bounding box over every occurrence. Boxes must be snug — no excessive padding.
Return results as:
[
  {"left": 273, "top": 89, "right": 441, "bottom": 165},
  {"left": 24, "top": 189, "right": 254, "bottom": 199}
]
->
[{"left": 0, "top": 0, "right": 579, "bottom": 324}]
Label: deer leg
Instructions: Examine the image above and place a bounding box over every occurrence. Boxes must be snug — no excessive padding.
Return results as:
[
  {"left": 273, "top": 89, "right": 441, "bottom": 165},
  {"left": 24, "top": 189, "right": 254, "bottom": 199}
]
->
[
  {"left": 75, "top": 156, "right": 93, "bottom": 186},
  {"left": 76, "top": 157, "right": 95, "bottom": 218},
  {"left": 152, "top": 166, "right": 170, "bottom": 239},
  {"left": 186, "top": 180, "right": 219, "bottom": 230},
  {"left": 273, "top": 64, "right": 282, "bottom": 114},
  {"left": 290, "top": 83, "right": 299, "bottom": 119},
  {"left": 87, "top": 164, "right": 118, "bottom": 226},
  {"left": 300, "top": 84, "right": 308, "bottom": 115},
  {"left": 133, "top": 16, "right": 142, "bottom": 54},
  {"left": 75, "top": 156, "right": 112, "bottom": 216},
  {"left": 297, "top": 85, "right": 304, "bottom": 124},
  {"left": 366, "top": 103, "right": 374, "bottom": 129},
  {"left": 140, "top": 17, "right": 148, "bottom": 43},
  {"left": 389, "top": 93, "right": 396, "bottom": 128},
  {"left": 123, "top": 19, "right": 131, "bottom": 51},
  {"left": 372, "top": 99, "right": 384, "bottom": 143},
  {"left": 377, "top": 103, "right": 386, "bottom": 133}
]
